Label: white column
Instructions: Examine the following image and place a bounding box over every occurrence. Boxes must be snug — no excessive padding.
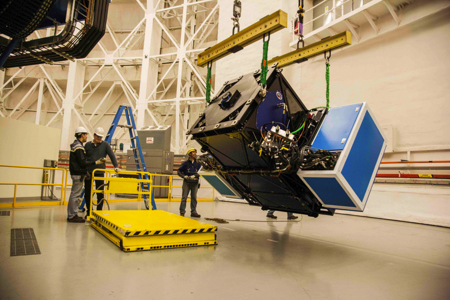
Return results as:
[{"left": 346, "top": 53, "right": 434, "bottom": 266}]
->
[
  {"left": 137, "top": 0, "right": 162, "bottom": 129},
  {"left": 0, "top": 69, "right": 5, "bottom": 117},
  {"left": 0, "top": 69, "right": 5, "bottom": 97},
  {"left": 175, "top": 0, "right": 188, "bottom": 154},
  {"left": 60, "top": 61, "right": 86, "bottom": 150},
  {"left": 35, "top": 78, "right": 45, "bottom": 125}
]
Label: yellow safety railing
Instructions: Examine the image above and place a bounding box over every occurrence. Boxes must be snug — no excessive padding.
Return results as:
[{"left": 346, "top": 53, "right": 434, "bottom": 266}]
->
[
  {"left": 0, "top": 164, "right": 215, "bottom": 209},
  {"left": 87, "top": 169, "right": 154, "bottom": 221},
  {"left": 86, "top": 173, "right": 215, "bottom": 203},
  {"left": 151, "top": 174, "right": 215, "bottom": 202},
  {"left": 0, "top": 164, "right": 66, "bottom": 208}
]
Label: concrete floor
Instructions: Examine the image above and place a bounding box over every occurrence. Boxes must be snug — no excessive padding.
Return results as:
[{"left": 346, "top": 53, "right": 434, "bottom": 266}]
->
[{"left": 0, "top": 201, "right": 449, "bottom": 300}]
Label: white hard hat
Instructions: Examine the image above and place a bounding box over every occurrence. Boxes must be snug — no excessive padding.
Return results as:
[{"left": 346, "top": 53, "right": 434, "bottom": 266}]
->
[
  {"left": 94, "top": 127, "right": 105, "bottom": 137},
  {"left": 75, "top": 126, "right": 88, "bottom": 134}
]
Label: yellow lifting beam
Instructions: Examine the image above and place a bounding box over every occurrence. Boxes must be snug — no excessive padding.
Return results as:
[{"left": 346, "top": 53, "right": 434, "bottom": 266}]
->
[
  {"left": 268, "top": 31, "right": 352, "bottom": 68},
  {"left": 197, "top": 10, "right": 288, "bottom": 67}
]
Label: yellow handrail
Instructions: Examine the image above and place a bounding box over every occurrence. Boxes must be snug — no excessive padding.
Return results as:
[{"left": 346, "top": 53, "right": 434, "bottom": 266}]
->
[
  {"left": 0, "top": 164, "right": 65, "bottom": 171},
  {"left": 150, "top": 174, "right": 214, "bottom": 201},
  {"left": 0, "top": 164, "right": 66, "bottom": 208},
  {"left": 87, "top": 169, "right": 154, "bottom": 221},
  {"left": 0, "top": 164, "right": 215, "bottom": 208}
]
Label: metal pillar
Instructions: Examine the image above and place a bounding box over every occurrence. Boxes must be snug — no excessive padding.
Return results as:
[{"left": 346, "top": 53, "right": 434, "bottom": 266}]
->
[
  {"left": 61, "top": 61, "right": 86, "bottom": 150},
  {"left": 174, "top": 0, "right": 188, "bottom": 153},
  {"left": 0, "top": 69, "right": 5, "bottom": 117},
  {"left": 137, "top": 0, "right": 162, "bottom": 129},
  {"left": 35, "top": 78, "right": 45, "bottom": 125}
]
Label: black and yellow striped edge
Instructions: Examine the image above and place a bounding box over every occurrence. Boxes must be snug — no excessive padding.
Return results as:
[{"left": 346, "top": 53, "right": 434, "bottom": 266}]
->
[
  {"left": 93, "top": 212, "right": 218, "bottom": 237},
  {"left": 122, "top": 240, "right": 218, "bottom": 252},
  {"left": 91, "top": 221, "right": 218, "bottom": 252}
]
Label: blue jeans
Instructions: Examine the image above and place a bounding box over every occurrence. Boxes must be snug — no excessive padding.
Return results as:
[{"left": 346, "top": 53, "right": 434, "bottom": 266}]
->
[
  {"left": 267, "top": 210, "right": 294, "bottom": 217},
  {"left": 68, "top": 175, "right": 83, "bottom": 218}
]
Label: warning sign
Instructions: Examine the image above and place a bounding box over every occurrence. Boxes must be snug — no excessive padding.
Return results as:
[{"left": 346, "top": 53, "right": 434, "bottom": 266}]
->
[
  {"left": 146, "top": 137, "right": 154, "bottom": 144},
  {"left": 418, "top": 174, "right": 432, "bottom": 178}
]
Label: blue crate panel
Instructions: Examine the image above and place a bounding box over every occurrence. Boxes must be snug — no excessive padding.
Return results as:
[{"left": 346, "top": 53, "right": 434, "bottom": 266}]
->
[
  {"left": 342, "top": 111, "right": 385, "bottom": 202},
  {"left": 303, "top": 177, "right": 356, "bottom": 208},
  {"left": 311, "top": 103, "right": 362, "bottom": 151}
]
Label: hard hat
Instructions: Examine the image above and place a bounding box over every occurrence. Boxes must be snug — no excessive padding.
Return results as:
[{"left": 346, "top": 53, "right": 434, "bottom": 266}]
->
[
  {"left": 94, "top": 127, "right": 105, "bottom": 137},
  {"left": 75, "top": 126, "right": 88, "bottom": 134},
  {"left": 187, "top": 148, "right": 197, "bottom": 155}
]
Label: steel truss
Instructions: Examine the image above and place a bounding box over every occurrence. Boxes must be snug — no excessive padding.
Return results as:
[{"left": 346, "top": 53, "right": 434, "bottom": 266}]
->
[{"left": 0, "top": 0, "right": 219, "bottom": 153}]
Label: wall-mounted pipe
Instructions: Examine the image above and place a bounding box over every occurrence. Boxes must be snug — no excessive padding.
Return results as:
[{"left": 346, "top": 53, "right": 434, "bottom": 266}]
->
[
  {"left": 377, "top": 174, "right": 450, "bottom": 179},
  {"left": 381, "top": 160, "right": 450, "bottom": 164}
]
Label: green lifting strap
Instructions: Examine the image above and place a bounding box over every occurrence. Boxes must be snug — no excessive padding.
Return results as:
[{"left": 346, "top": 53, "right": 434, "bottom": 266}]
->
[
  {"left": 326, "top": 62, "right": 330, "bottom": 109},
  {"left": 260, "top": 38, "right": 269, "bottom": 87},
  {"left": 206, "top": 63, "right": 212, "bottom": 103}
]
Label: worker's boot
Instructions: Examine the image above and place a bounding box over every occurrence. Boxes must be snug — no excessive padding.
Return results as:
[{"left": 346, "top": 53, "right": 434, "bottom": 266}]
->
[
  {"left": 180, "top": 212, "right": 185, "bottom": 217},
  {"left": 288, "top": 215, "right": 298, "bottom": 220},
  {"left": 68, "top": 215, "right": 85, "bottom": 223},
  {"left": 191, "top": 212, "right": 201, "bottom": 218},
  {"left": 266, "top": 214, "right": 277, "bottom": 219}
]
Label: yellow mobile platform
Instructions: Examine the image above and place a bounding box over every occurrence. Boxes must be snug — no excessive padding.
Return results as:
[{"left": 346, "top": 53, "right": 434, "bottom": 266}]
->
[{"left": 91, "top": 210, "right": 218, "bottom": 252}]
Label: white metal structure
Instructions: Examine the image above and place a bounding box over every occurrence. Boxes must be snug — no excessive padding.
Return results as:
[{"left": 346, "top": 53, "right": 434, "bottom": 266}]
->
[
  {"left": 288, "top": 0, "right": 438, "bottom": 48},
  {"left": 0, "top": 0, "right": 219, "bottom": 153}
]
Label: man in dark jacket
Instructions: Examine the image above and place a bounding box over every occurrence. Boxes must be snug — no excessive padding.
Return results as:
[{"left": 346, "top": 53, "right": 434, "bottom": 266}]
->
[
  {"left": 68, "top": 127, "right": 104, "bottom": 223},
  {"left": 84, "top": 127, "right": 119, "bottom": 217},
  {"left": 178, "top": 148, "right": 202, "bottom": 218}
]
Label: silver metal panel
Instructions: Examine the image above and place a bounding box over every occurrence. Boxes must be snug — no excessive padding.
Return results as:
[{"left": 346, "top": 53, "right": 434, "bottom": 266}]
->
[
  {"left": 137, "top": 126, "right": 171, "bottom": 151},
  {"left": 126, "top": 150, "right": 174, "bottom": 174}
]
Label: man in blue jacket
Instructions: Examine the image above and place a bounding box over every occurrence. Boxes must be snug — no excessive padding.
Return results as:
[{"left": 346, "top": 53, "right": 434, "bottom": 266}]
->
[{"left": 177, "top": 148, "right": 202, "bottom": 218}]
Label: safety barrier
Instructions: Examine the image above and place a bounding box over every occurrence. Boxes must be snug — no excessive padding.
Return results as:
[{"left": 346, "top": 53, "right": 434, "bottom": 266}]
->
[
  {"left": 151, "top": 174, "right": 215, "bottom": 202},
  {"left": 0, "top": 164, "right": 214, "bottom": 208},
  {"left": 0, "top": 164, "right": 66, "bottom": 208},
  {"left": 79, "top": 171, "right": 214, "bottom": 204},
  {"left": 86, "top": 169, "right": 154, "bottom": 220}
]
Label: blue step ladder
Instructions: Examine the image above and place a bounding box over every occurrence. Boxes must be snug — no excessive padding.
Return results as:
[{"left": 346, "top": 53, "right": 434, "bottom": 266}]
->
[{"left": 79, "top": 105, "right": 157, "bottom": 211}]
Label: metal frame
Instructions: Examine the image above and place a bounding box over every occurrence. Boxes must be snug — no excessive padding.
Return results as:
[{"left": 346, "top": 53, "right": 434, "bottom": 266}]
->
[
  {"left": 289, "top": 0, "right": 410, "bottom": 49},
  {"left": 1, "top": 0, "right": 220, "bottom": 154}
]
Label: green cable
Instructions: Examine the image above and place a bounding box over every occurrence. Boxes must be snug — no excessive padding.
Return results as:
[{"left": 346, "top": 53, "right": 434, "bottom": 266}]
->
[
  {"left": 326, "top": 62, "right": 330, "bottom": 109},
  {"left": 292, "top": 121, "right": 305, "bottom": 134},
  {"left": 206, "top": 64, "right": 212, "bottom": 103},
  {"left": 260, "top": 40, "right": 269, "bottom": 87},
  {"left": 292, "top": 63, "right": 330, "bottom": 135}
]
